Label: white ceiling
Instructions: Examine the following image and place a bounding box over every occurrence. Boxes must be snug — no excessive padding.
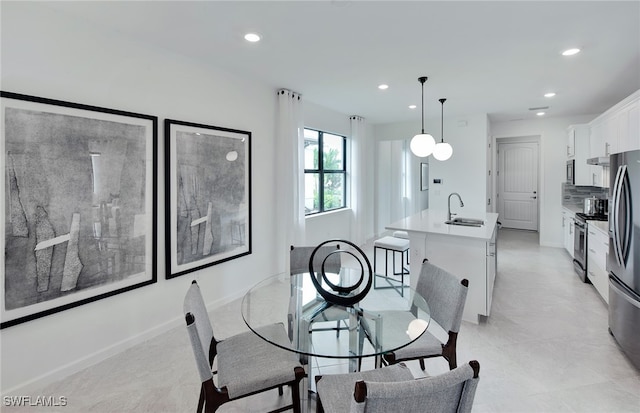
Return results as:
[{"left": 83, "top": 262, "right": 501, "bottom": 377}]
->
[{"left": 32, "top": 1, "right": 640, "bottom": 124}]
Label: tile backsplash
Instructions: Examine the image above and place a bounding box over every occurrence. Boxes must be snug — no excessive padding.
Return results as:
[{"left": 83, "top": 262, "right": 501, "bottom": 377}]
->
[{"left": 562, "top": 183, "right": 609, "bottom": 208}]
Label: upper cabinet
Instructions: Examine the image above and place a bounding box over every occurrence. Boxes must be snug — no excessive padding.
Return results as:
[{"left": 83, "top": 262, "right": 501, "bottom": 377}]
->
[
  {"left": 588, "top": 121, "right": 608, "bottom": 188},
  {"left": 618, "top": 99, "right": 640, "bottom": 153},
  {"left": 567, "top": 127, "right": 576, "bottom": 158},
  {"left": 589, "top": 90, "right": 640, "bottom": 157},
  {"left": 568, "top": 124, "right": 592, "bottom": 185}
]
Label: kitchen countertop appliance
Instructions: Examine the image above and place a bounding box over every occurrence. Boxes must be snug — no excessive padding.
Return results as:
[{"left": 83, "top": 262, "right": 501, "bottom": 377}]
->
[
  {"left": 608, "top": 149, "right": 640, "bottom": 370},
  {"left": 583, "top": 197, "right": 608, "bottom": 216}
]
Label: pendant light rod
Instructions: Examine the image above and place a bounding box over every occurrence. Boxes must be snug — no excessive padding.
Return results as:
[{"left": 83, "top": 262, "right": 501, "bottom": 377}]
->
[
  {"left": 418, "top": 76, "right": 428, "bottom": 133},
  {"left": 439, "top": 98, "right": 446, "bottom": 143},
  {"left": 410, "top": 76, "right": 436, "bottom": 158}
]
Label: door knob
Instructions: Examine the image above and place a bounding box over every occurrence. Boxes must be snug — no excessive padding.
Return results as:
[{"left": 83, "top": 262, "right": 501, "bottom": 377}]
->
[{"left": 531, "top": 196, "right": 537, "bottom": 199}]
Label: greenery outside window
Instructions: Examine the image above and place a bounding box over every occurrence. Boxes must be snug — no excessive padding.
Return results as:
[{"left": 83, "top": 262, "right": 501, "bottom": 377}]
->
[{"left": 304, "top": 128, "right": 346, "bottom": 215}]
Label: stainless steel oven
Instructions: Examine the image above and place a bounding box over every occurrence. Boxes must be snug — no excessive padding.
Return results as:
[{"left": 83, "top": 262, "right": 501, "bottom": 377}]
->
[
  {"left": 573, "top": 212, "right": 608, "bottom": 282},
  {"left": 573, "top": 214, "right": 587, "bottom": 281}
]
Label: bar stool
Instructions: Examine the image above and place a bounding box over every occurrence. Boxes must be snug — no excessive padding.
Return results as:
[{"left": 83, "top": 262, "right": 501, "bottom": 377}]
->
[
  {"left": 393, "top": 231, "right": 410, "bottom": 265},
  {"left": 373, "top": 236, "right": 410, "bottom": 296},
  {"left": 393, "top": 230, "right": 409, "bottom": 239}
]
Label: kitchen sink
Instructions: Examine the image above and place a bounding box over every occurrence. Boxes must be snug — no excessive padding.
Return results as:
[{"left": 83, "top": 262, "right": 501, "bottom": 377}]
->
[{"left": 445, "top": 217, "right": 485, "bottom": 227}]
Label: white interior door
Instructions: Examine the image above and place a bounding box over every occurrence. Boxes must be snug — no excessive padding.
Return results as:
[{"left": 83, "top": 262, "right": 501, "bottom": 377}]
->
[{"left": 497, "top": 142, "right": 539, "bottom": 230}]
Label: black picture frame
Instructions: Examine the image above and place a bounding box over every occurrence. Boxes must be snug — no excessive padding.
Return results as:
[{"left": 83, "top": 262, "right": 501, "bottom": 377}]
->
[
  {"left": 165, "top": 119, "right": 251, "bottom": 279},
  {"left": 1, "top": 91, "right": 158, "bottom": 329}
]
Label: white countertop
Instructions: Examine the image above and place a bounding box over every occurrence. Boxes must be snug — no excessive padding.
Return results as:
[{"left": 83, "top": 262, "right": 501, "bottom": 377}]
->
[
  {"left": 386, "top": 209, "right": 499, "bottom": 241},
  {"left": 587, "top": 220, "right": 609, "bottom": 236},
  {"left": 563, "top": 205, "right": 581, "bottom": 215}
]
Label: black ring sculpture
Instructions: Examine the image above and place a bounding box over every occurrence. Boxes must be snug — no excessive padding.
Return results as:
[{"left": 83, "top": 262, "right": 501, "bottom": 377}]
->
[{"left": 308, "top": 239, "right": 373, "bottom": 307}]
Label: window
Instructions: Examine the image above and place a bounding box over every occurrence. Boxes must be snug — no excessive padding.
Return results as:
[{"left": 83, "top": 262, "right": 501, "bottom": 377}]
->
[{"left": 304, "top": 128, "right": 346, "bottom": 215}]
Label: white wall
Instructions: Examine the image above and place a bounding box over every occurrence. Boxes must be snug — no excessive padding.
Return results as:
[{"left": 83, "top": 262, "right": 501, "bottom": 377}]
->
[
  {"left": 0, "top": 3, "right": 356, "bottom": 394},
  {"left": 491, "top": 114, "right": 598, "bottom": 246},
  {"left": 304, "top": 101, "right": 351, "bottom": 138},
  {"left": 374, "top": 114, "right": 490, "bottom": 230}
]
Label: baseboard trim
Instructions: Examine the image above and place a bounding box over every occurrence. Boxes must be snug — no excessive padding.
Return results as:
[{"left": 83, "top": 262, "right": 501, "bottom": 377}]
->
[{"left": 1, "top": 290, "right": 244, "bottom": 396}]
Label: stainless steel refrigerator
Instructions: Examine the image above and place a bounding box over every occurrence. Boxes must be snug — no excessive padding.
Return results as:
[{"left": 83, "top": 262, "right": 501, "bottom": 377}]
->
[{"left": 608, "top": 149, "right": 640, "bottom": 369}]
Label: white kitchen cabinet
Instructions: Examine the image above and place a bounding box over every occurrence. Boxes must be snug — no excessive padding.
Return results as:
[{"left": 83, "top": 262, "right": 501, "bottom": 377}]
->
[
  {"left": 587, "top": 222, "right": 609, "bottom": 304},
  {"left": 420, "top": 231, "right": 497, "bottom": 323},
  {"left": 589, "top": 90, "right": 640, "bottom": 157},
  {"left": 589, "top": 116, "right": 617, "bottom": 158},
  {"left": 603, "top": 115, "right": 619, "bottom": 156},
  {"left": 568, "top": 124, "right": 592, "bottom": 185},
  {"left": 617, "top": 99, "right": 640, "bottom": 153},
  {"left": 589, "top": 121, "right": 607, "bottom": 187},
  {"left": 589, "top": 120, "right": 603, "bottom": 158},
  {"left": 566, "top": 126, "right": 575, "bottom": 158},
  {"left": 591, "top": 166, "right": 609, "bottom": 188},
  {"left": 562, "top": 208, "right": 575, "bottom": 258},
  {"left": 387, "top": 210, "right": 500, "bottom": 324}
]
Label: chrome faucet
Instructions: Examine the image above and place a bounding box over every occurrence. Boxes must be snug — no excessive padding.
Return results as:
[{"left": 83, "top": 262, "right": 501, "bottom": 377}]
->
[{"left": 448, "top": 192, "right": 464, "bottom": 221}]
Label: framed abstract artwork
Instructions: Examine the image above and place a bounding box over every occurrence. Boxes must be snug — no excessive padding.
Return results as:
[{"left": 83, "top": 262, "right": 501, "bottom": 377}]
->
[
  {"left": 1, "top": 91, "right": 157, "bottom": 328},
  {"left": 165, "top": 119, "right": 251, "bottom": 279}
]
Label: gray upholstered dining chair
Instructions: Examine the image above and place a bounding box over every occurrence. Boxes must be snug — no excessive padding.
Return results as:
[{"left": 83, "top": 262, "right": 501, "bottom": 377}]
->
[
  {"left": 290, "top": 245, "right": 347, "bottom": 338},
  {"left": 383, "top": 259, "right": 469, "bottom": 370},
  {"left": 184, "top": 280, "right": 305, "bottom": 413},
  {"left": 290, "top": 244, "right": 341, "bottom": 276},
  {"left": 314, "top": 361, "right": 480, "bottom": 413}
]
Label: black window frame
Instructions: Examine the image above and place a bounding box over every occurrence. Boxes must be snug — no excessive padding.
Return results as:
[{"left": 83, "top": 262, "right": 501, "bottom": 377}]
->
[{"left": 304, "top": 128, "right": 347, "bottom": 215}]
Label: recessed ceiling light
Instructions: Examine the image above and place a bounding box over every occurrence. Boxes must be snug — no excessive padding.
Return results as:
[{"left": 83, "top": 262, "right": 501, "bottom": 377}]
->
[
  {"left": 409, "top": 105, "right": 417, "bottom": 109},
  {"left": 378, "top": 84, "right": 389, "bottom": 90},
  {"left": 544, "top": 92, "right": 556, "bottom": 98},
  {"left": 536, "top": 112, "right": 546, "bottom": 116},
  {"left": 562, "top": 48, "right": 580, "bottom": 56},
  {"left": 244, "top": 33, "right": 261, "bottom": 42}
]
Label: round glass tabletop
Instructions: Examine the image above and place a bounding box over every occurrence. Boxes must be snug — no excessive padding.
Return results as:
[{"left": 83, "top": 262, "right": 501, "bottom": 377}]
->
[{"left": 241, "top": 269, "right": 430, "bottom": 360}]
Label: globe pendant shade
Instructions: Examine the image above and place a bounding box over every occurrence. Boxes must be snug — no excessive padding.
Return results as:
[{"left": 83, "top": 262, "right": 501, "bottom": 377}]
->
[
  {"left": 410, "top": 133, "right": 436, "bottom": 157},
  {"left": 433, "top": 142, "right": 453, "bottom": 161}
]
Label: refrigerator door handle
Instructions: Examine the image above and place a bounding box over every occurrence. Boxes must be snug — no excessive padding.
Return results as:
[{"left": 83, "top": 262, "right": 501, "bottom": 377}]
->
[
  {"left": 611, "top": 165, "right": 627, "bottom": 267},
  {"left": 620, "top": 167, "right": 632, "bottom": 265},
  {"left": 610, "top": 164, "right": 622, "bottom": 235}
]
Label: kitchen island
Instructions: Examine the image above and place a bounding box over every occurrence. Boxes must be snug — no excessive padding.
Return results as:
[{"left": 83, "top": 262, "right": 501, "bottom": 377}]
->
[{"left": 387, "top": 209, "right": 499, "bottom": 324}]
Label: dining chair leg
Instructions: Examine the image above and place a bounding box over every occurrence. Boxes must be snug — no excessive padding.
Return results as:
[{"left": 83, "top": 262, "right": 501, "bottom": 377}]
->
[
  {"left": 197, "top": 386, "right": 205, "bottom": 413},
  {"left": 314, "top": 376, "right": 325, "bottom": 413},
  {"left": 291, "top": 381, "right": 301, "bottom": 413}
]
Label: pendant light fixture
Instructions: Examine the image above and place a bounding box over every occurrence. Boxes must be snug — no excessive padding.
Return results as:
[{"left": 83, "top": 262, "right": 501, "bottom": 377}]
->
[
  {"left": 433, "top": 98, "right": 453, "bottom": 161},
  {"left": 409, "top": 76, "right": 436, "bottom": 157}
]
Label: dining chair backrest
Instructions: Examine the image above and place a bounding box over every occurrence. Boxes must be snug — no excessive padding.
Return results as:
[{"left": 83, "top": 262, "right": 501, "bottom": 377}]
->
[
  {"left": 290, "top": 245, "right": 341, "bottom": 276},
  {"left": 184, "top": 281, "right": 215, "bottom": 382},
  {"left": 353, "top": 361, "right": 480, "bottom": 413},
  {"left": 416, "top": 260, "right": 468, "bottom": 334},
  {"left": 184, "top": 280, "right": 305, "bottom": 413}
]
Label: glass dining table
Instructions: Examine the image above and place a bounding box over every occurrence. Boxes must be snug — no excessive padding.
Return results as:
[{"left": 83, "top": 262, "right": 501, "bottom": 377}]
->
[{"left": 241, "top": 268, "right": 431, "bottom": 378}]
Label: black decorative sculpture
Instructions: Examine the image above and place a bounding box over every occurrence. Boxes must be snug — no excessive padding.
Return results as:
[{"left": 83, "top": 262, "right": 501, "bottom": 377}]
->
[{"left": 308, "top": 239, "right": 373, "bottom": 307}]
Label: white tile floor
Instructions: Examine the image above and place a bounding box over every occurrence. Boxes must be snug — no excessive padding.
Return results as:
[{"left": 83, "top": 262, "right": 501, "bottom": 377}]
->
[{"left": 4, "top": 229, "right": 640, "bottom": 412}]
